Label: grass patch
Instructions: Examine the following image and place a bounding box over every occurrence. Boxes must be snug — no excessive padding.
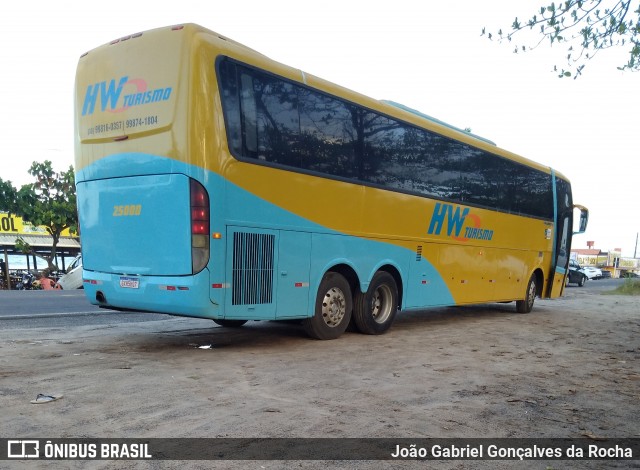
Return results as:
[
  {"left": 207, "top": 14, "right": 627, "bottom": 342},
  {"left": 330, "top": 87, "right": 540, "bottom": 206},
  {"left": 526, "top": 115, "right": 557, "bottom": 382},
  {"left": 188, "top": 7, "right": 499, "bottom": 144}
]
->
[{"left": 604, "top": 279, "right": 640, "bottom": 296}]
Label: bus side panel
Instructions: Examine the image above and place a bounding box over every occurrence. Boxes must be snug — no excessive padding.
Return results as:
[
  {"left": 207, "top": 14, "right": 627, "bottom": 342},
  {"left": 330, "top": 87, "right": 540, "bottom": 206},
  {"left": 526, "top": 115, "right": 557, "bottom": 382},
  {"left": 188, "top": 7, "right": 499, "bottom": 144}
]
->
[
  {"left": 309, "top": 233, "right": 456, "bottom": 312},
  {"left": 493, "top": 250, "right": 529, "bottom": 300},
  {"left": 405, "top": 243, "right": 457, "bottom": 309},
  {"left": 220, "top": 176, "right": 477, "bottom": 314},
  {"left": 275, "top": 230, "right": 312, "bottom": 318},
  {"left": 437, "top": 244, "right": 497, "bottom": 304}
]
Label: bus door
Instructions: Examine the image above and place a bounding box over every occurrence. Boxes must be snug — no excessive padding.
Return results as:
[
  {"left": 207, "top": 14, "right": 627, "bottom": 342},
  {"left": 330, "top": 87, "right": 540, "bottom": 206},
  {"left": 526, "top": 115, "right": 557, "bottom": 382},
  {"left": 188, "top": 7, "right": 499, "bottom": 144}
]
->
[{"left": 548, "top": 177, "right": 572, "bottom": 298}]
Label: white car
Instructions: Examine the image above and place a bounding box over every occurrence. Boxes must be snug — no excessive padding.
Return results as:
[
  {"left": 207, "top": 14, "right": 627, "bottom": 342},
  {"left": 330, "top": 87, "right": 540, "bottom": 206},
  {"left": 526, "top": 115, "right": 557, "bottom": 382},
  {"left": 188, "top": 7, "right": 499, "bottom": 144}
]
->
[
  {"left": 581, "top": 266, "right": 602, "bottom": 280},
  {"left": 56, "top": 255, "right": 83, "bottom": 289}
]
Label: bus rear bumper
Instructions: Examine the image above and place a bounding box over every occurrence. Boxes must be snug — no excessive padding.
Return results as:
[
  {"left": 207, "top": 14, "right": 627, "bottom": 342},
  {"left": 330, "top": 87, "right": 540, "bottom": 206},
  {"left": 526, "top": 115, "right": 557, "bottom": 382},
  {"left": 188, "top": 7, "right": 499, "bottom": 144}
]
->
[{"left": 82, "top": 269, "right": 219, "bottom": 318}]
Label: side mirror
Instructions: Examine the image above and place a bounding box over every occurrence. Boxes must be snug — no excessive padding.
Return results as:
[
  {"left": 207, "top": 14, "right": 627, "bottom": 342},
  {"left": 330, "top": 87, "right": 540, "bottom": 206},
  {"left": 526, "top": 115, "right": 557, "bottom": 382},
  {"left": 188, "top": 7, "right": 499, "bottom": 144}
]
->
[{"left": 573, "top": 205, "right": 589, "bottom": 234}]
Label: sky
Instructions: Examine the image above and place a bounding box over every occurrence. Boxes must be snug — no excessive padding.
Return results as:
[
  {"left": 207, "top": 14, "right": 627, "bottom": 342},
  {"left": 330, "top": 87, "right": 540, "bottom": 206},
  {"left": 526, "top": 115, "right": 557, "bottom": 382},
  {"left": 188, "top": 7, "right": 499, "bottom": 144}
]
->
[{"left": 1, "top": 1, "right": 638, "bottom": 256}]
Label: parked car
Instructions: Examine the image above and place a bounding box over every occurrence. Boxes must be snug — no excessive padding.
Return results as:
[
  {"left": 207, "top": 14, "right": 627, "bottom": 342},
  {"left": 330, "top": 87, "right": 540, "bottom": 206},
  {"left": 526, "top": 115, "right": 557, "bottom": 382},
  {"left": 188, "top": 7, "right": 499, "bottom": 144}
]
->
[
  {"left": 600, "top": 270, "right": 612, "bottom": 279},
  {"left": 581, "top": 266, "right": 603, "bottom": 280},
  {"left": 56, "top": 255, "right": 83, "bottom": 290},
  {"left": 622, "top": 272, "right": 640, "bottom": 278},
  {"left": 568, "top": 259, "right": 602, "bottom": 281},
  {"left": 567, "top": 260, "right": 587, "bottom": 287}
]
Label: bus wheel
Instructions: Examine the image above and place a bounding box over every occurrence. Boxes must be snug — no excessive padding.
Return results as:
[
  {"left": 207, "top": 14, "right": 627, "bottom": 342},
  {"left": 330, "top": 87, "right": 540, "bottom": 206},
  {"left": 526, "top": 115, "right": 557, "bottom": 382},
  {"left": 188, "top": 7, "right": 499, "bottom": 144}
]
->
[
  {"left": 303, "top": 272, "right": 352, "bottom": 340},
  {"left": 213, "top": 319, "right": 248, "bottom": 328},
  {"left": 353, "top": 271, "right": 398, "bottom": 335},
  {"left": 516, "top": 274, "right": 537, "bottom": 313}
]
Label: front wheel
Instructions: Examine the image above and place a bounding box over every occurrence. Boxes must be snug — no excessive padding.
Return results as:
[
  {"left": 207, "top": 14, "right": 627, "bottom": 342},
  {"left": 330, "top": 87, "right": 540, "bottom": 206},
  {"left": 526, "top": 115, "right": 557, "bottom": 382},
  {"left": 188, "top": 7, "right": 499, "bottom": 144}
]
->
[
  {"left": 516, "top": 274, "right": 537, "bottom": 313},
  {"left": 303, "top": 272, "right": 352, "bottom": 340},
  {"left": 353, "top": 271, "right": 398, "bottom": 335},
  {"left": 578, "top": 275, "right": 586, "bottom": 287}
]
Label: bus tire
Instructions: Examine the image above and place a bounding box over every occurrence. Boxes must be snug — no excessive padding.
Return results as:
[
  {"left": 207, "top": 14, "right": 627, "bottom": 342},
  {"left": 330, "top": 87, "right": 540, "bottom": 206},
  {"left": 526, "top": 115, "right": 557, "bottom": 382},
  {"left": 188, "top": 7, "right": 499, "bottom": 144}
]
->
[
  {"left": 303, "top": 272, "right": 352, "bottom": 340},
  {"left": 516, "top": 274, "right": 537, "bottom": 313},
  {"left": 213, "top": 319, "right": 248, "bottom": 328},
  {"left": 353, "top": 271, "right": 398, "bottom": 335}
]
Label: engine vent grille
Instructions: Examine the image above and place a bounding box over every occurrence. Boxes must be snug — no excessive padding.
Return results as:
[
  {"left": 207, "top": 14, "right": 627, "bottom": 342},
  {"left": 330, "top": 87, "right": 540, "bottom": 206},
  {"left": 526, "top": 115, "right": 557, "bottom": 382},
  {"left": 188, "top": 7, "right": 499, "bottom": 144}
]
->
[{"left": 232, "top": 232, "right": 275, "bottom": 305}]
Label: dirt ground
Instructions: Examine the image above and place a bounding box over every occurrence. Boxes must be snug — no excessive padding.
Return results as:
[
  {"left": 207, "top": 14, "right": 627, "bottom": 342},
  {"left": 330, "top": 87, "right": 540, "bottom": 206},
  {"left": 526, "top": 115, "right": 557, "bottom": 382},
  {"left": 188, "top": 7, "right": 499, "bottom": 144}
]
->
[{"left": 1, "top": 284, "right": 638, "bottom": 470}]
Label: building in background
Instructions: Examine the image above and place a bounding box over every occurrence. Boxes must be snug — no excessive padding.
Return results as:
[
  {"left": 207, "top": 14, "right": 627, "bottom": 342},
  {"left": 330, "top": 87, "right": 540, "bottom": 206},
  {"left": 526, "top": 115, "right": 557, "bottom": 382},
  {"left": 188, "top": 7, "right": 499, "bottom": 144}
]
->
[
  {"left": 1, "top": 212, "right": 81, "bottom": 289},
  {"left": 571, "top": 245, "right": 639, "bottom": 278}
]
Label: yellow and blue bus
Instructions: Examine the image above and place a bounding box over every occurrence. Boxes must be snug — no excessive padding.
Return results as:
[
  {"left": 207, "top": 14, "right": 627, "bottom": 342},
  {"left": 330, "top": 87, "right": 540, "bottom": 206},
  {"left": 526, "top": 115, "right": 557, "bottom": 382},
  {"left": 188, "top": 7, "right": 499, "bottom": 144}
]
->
[{"left": 74, "top": 24, "right": 588, "bottom": 340}]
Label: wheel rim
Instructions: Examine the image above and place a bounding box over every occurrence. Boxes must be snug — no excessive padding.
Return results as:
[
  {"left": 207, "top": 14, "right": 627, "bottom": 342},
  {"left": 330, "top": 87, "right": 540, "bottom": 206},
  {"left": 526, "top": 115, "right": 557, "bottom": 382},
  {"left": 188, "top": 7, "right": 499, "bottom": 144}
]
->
[
  {"left": 371, "top": 285, "right": 394, "bottom": 324},
  {"left": 321, "top": 286, "right": 347, "bottom": 328},
  {"left": 527, "top": 279, "right": 536, "bottom": 309}
]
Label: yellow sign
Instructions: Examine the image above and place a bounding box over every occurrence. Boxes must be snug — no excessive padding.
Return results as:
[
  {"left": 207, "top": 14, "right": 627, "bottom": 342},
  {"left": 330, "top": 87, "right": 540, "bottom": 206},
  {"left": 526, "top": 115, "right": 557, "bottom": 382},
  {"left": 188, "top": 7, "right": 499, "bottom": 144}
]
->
[{"left": 0, "top": 212, "right": 74, "bottom": 237}]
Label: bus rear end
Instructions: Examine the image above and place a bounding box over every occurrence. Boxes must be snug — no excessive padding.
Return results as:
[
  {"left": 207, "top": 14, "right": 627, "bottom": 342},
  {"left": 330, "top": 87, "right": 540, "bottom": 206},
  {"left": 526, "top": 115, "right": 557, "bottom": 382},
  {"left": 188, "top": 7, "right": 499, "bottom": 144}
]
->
[{"left": 74, "top": 25, "right": 215, "bottom": 317}]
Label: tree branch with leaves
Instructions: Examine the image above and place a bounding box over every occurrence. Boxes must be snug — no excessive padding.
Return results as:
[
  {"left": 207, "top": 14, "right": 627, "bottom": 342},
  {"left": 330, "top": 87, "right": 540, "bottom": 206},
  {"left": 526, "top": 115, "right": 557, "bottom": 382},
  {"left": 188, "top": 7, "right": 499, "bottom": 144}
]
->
[
  {"left": 482, "top": 0, "right": 640, "bottom": 77},
  {"left": 0, "top": 161, "right": 77, "bottom": 272}
]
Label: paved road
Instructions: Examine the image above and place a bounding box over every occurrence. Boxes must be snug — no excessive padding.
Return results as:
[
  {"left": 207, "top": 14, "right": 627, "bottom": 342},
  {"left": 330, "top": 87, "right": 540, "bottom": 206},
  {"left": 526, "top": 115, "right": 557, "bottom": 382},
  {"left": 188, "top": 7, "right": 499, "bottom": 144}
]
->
[
  {"left": 0, "top": 289, "right": 170, "bottom": 329},
  {"left": 0, "top": 277, "right": 627, "bottom": 330},
  {"left": 0, "top": 289, "right": 101, "bottom": 317},
  {"left": 566, "top": 277, "right": 624, "bottom": 292}
]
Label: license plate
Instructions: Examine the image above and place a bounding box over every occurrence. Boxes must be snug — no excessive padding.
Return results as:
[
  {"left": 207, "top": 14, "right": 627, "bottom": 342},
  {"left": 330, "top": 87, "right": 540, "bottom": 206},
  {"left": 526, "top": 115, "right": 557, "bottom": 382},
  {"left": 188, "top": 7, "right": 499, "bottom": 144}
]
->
[{"left": 119, "top": 277, "right": 139, "bottom": 289}]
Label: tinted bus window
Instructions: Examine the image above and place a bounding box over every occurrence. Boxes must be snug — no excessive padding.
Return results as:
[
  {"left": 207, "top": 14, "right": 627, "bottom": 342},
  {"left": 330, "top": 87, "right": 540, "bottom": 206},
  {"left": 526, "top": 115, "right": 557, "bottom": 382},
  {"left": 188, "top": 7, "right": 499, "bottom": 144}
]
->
[
  {"left": 218, "top": 57, "right": 554, "bottom": 220},
  {"left": 298, "top": 88, "right": 358, "bottom": 178}
]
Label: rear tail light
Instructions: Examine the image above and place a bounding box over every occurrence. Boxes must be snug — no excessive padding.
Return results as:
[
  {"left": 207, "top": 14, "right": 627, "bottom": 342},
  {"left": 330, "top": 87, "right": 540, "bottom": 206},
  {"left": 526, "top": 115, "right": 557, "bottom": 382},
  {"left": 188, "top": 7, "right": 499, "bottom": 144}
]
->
[{"left": 190, "top": 179, "right": 210, "bottom": 273}]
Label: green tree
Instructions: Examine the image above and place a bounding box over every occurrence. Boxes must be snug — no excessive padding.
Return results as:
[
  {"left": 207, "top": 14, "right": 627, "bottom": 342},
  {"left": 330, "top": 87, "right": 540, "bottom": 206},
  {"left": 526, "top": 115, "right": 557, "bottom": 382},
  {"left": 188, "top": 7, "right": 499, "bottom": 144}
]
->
[
  {"left": 482, "top": 0, "right": 640, "bottom": 77},
  {"left": 0, "top": 161, "right": 77, "bottom": 271},
  {"left": 0, "top": 179, "right": 19, "bottom": 215}
]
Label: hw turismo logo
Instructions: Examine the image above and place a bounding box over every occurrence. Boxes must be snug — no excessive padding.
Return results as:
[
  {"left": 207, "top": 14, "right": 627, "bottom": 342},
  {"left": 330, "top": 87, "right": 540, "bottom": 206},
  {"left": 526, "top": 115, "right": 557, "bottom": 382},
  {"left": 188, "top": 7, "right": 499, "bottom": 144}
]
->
[
  {"left": 427, "top": 202, "right": 494, "bottom": 242},
  {"left": 81, "top": 77, "right": 172, "bottom": 115}
]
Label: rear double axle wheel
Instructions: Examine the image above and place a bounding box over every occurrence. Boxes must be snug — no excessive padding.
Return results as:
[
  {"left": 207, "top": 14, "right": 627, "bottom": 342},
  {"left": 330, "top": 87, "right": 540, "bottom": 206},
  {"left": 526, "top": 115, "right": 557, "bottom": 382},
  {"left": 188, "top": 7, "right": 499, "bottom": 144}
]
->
[
  {"left": 303, "top": 272, "right": 353, "bottom": 340},
  {"left": 353, "top": 271, "right": 398, "bottom": 335}
]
